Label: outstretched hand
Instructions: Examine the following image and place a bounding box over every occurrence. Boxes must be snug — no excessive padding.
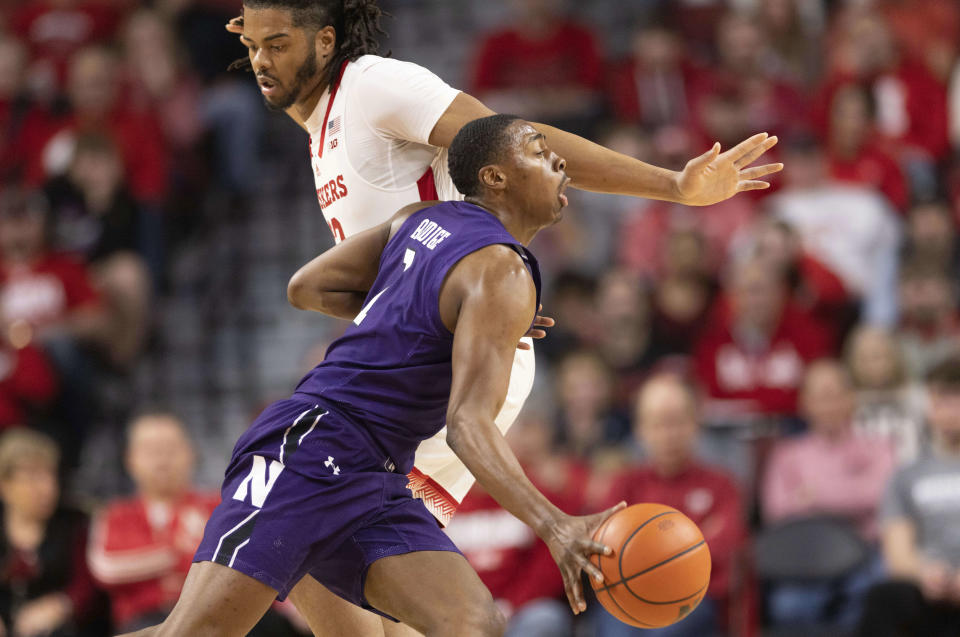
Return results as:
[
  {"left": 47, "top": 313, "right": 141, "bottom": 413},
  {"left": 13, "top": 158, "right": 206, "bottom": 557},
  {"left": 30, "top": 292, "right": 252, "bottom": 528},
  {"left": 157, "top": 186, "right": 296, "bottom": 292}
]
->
[
  {"left": 675, "top": 132, "right": 783, "bottom": 206},
  {"left": 517, "top": 305, "right": 555, "bottom": 350},
  {"left": 540, "top": 501, "right": 627, "bottom": 615}
]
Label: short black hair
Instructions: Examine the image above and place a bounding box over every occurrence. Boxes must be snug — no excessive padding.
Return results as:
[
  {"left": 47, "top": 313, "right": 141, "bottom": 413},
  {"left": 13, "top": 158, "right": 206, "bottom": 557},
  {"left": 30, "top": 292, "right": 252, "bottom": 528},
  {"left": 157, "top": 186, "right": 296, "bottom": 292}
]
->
[
  {"left": 927, "top": 357, "right": 960, "bottom": 391},
  {"left": 236, "top": 0, "right": 385, "bottom": 88},
  {"left": 448, "top": 114, "right": 523, "bottom": 198}
]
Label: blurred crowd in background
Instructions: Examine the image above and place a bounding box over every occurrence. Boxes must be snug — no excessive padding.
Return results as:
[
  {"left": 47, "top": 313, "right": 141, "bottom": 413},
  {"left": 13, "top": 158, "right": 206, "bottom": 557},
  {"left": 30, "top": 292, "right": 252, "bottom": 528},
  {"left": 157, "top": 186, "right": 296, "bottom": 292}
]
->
[{"left": 2, "top": 0, "right": 960, "bottom": 635}]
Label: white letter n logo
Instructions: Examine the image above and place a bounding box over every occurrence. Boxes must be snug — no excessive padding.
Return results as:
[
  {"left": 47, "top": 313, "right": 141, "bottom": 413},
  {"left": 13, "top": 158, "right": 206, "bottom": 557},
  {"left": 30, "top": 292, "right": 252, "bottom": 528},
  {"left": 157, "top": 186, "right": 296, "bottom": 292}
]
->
[{"left": 232, "top": 455, "right": 284, "bottom": 508}]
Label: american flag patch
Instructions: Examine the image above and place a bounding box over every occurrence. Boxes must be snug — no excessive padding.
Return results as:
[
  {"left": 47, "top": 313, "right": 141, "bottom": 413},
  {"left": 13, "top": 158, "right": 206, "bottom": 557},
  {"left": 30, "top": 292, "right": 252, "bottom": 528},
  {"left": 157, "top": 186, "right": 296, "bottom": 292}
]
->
[{"left": 328, "top": 116, "right": 341, "bottom": 135}]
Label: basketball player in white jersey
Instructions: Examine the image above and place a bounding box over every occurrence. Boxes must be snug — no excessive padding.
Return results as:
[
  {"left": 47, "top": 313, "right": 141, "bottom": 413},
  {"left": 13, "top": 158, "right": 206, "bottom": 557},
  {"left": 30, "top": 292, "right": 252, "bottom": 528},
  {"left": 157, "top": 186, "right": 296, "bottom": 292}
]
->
[{"left": 228, "top": 2, "right": 781, "bottom": 635}]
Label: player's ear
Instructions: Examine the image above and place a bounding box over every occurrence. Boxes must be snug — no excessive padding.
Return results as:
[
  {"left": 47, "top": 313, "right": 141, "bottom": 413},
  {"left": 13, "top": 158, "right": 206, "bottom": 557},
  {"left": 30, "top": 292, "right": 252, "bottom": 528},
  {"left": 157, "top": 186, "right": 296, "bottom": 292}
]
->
[
  {"left": 478, "top": 165, "right": 506, "bottom": 191},
  {"left": 315, "top": 25, "right": 336, "bottom": 61}
]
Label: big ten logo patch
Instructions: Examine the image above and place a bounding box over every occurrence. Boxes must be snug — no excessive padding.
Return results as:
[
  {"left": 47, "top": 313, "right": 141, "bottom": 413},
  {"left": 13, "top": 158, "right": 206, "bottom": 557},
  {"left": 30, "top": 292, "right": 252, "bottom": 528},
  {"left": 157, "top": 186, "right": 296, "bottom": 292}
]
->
[{"left": 657, "top": 518, "right": 676, "bottom": 533}]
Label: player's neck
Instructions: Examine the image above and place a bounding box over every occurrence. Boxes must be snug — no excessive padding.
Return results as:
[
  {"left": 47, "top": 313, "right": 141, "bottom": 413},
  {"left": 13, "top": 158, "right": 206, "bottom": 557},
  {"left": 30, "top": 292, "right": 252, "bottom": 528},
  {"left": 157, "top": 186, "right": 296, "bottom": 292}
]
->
[
  {"left": 293, "top": 75, "right": 332, "bottom": 123},
  {"left": 466, "top": 197, "right": 539, "bottom": 246}
]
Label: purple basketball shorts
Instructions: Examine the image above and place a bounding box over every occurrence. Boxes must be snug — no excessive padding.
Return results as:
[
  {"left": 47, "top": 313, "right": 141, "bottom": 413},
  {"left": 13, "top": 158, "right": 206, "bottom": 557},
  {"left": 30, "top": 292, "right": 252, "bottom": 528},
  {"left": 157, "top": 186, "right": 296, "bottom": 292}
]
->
[{"left": 193, "top": 399, "right": 460, "bottom": 617}]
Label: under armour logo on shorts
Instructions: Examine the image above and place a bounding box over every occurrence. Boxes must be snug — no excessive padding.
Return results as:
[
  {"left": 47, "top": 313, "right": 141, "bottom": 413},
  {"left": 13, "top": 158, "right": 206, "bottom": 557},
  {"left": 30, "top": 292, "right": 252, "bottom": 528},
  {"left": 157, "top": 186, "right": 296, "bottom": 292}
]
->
[{"left": 325, "top": 456, "right": 340, "bottom": 475}]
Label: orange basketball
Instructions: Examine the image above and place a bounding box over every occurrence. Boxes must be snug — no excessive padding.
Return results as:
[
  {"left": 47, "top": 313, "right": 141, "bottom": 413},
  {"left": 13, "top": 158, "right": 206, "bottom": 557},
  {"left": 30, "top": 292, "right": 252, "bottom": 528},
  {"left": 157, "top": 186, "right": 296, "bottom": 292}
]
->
[{"left": 589, "top": 503, "right": 711, "bottom": 628}]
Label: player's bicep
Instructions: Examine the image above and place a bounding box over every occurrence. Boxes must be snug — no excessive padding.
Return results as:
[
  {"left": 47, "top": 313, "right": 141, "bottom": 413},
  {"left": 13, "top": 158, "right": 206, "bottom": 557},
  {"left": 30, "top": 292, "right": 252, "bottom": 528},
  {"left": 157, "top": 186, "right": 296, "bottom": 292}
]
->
[
  {"left": 447, "top": 256, "right": 535, "bottom": 424},
  {"left": 428, "top": 92, "right": 496, "bottom": 148}
]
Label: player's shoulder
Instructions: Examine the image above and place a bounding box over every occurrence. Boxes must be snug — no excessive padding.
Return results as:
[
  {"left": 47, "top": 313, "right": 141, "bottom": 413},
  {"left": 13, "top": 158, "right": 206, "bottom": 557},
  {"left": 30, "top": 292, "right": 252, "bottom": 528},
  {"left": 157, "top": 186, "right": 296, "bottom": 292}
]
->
[
  {"left": 470, "top": 240, "right": 529, "bottom": 272},
  {"left": 350, "top": 54, "right": 436, "bottom": 82},
  {"left": 451, "top": 243, "right": 532, "bottom": 301}
]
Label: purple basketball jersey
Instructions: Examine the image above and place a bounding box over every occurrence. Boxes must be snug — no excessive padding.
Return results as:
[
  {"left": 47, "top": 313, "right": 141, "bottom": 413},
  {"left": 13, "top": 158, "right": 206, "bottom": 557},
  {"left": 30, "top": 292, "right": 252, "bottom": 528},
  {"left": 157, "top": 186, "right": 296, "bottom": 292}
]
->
[{"left": 292, "top": 201, "right": 541, "bottom": 473}]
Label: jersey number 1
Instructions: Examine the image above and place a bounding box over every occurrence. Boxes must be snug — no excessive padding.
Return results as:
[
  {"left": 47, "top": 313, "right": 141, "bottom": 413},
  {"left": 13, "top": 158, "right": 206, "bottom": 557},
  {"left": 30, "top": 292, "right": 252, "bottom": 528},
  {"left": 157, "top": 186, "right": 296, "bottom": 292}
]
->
[{"left": 354, "top": 248, "right": 416, "bottom": 326}]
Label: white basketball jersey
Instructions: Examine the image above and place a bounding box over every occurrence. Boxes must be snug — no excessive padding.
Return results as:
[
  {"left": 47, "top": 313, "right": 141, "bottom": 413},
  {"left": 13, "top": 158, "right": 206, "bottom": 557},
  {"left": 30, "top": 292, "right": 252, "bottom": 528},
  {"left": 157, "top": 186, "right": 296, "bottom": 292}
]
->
[
  {"left": 302, "top": 55, "right": 535, "bottom": 525},
  {"left": 305, "top": 55, "right": 461, "bottom": 242}
]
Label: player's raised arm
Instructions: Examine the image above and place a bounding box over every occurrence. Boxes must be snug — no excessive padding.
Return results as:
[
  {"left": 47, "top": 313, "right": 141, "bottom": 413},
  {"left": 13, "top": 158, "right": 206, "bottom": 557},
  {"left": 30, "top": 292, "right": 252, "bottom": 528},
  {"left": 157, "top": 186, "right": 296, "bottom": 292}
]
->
[
  {"left": 429, "top": 92, "right": 783, "bottom": 206},
  {"left": 287, "top": 202, "right": 434, "bottom": 318},
  {"left": 441, "top": 244, "right": 624, "bottom": 615}
]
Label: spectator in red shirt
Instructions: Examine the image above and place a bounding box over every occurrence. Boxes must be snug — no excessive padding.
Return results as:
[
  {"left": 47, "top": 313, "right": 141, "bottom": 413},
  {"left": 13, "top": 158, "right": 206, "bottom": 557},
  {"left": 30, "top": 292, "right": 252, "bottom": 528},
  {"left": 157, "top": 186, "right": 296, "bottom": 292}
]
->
[
  {"left": 607, "top": 24, "right": 702, "bottom": 130},
  {"left": 87, "top": 413, "right": 220, "bottom": 632},
  {"left": 0, "top": 187, "right": 108, "bottom": 465},
  {"left": 597, "top": 374, "right": 748, "bottom": 637},
  {"left": 0, "top": 188, "right": 107, "bottom": 353},
  {"left": 748, "top": 217, "right": 853, "bottom": 348},
  {"left": 0, "top": 332, "right": 58, "bottom": 431},
  {"left": 694, "top": 258, "right": 830, "bottom": 422},
  {"left": 445, "top": 412, "right": 589, "bottom": 637},
  {"left": 121, "top": 9, "right": 205, "bottom": 156},
  {"left": 815, "top": 10, "right": 949, "bottom": 173},
  {"left": 826, "top": 83, "right": 909, "bottom": 212},
  {"left": 689, "top": 12, "right": 807, "bottom": 147},
  {"left": 470, "top": 0, "right": 604, "bottom": 133},
  {"left": 0, "top": 428, "right": 109, "bottom": 636},
  {"left": 9, "top": 0, "right": 121, "bottom": 100},
  {"left": 17, "top": 45, "right": 169, "bottom": 204},
  {"left": 880, "top": 0, "right": 959, "bottom": 83}
]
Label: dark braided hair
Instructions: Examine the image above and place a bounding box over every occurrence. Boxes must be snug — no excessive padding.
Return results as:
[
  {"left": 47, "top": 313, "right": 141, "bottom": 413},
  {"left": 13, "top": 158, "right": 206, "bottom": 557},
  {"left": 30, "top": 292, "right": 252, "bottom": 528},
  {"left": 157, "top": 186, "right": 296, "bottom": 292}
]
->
[{"left": 230, "top": 0, "right": 387, "bottom": 88}]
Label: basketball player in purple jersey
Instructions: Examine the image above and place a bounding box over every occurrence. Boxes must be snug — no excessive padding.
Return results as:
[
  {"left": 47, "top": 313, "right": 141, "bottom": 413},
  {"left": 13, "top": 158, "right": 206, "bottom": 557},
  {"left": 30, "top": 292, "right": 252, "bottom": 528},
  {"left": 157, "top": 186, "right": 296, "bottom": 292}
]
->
[
  {"left": 119, "top": 115, "right": 626, "bottom": 637},
  {"left": 223, "top": 2, "right": 781, "bottom": 634}
]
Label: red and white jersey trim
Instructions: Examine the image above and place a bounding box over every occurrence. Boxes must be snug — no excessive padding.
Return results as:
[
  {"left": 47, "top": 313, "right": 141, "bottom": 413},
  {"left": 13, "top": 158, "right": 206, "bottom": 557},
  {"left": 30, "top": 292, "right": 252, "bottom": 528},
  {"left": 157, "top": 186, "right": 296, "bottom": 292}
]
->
[{"left": 406, "top": 467, "right": 459, "bottom": 527}]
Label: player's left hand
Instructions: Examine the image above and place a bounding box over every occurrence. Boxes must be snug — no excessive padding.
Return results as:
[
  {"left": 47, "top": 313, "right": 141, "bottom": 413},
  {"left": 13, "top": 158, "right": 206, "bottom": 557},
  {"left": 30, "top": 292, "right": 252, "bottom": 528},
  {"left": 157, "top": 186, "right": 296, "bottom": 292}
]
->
[
  {"left": 517, "top": 305, "right": 554, "bottom": 350},
  {"left": 675, "top": 133, "right": 783, "bottom": 206}
]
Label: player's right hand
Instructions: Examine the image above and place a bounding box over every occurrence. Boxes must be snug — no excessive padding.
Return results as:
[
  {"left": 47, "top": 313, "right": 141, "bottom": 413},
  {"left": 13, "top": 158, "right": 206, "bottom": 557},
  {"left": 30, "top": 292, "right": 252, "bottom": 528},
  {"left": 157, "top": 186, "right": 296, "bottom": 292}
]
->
[
  {"left": 539, "top": 501, "right": 626, "bottom": 615},
  {"left": 226, "top": 15, "right": 243, "bottom": 34}
]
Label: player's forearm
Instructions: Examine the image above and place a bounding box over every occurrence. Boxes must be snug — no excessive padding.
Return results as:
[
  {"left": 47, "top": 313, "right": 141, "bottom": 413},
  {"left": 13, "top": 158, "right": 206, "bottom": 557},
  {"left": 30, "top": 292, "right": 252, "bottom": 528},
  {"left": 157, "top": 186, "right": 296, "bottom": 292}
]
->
[
  {"left": 534, "top": 123, "right": 684, "bottom": 202},
  {"left": 289, "top": 289, "right": 366, "bottom": 319},
  {"left": 446, "top": 414, "right": 565, "bottom": 538}
]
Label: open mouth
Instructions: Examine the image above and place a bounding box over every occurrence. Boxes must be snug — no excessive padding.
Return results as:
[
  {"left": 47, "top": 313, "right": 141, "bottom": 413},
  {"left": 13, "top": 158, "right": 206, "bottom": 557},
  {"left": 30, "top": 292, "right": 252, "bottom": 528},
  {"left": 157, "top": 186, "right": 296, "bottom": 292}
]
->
[
  {"left": 257, "top": 76, "right": 279, "bottom": 96},
  {"left": 558, "top": 175, "right": 571, "bottom": 207}
]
